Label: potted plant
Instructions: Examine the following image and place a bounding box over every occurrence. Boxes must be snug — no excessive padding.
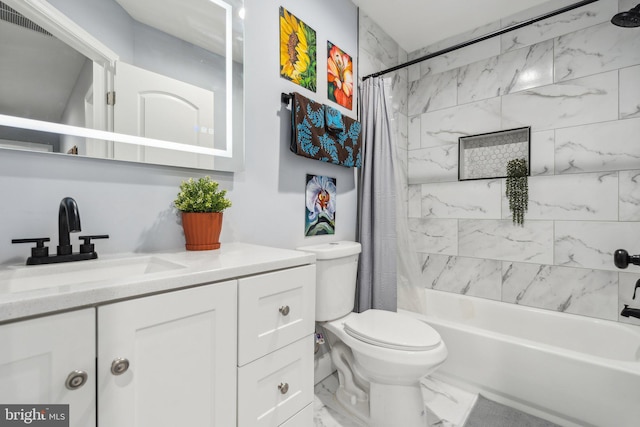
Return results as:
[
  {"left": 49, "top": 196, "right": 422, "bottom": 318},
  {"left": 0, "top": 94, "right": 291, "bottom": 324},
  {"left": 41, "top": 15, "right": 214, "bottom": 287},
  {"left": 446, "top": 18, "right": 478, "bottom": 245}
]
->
[{"left": 174, "top": 176, "right": 232, "bottom": 250}]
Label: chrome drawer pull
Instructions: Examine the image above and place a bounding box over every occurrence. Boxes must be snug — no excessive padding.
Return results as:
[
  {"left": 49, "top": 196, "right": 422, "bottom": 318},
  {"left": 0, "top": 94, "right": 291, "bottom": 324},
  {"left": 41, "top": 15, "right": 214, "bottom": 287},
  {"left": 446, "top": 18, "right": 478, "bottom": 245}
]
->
[
  {"left": 111, "top": 357, "right": 130, "bottom": 375},
  {"left": 65, "top": 370, "right": 88, "bottom": 390},
  {"left": 279, "top": 305, "right": 290, "bottom": 316},
  {"left": 278, "top": 382, "right": 289, "bottom": 394}
]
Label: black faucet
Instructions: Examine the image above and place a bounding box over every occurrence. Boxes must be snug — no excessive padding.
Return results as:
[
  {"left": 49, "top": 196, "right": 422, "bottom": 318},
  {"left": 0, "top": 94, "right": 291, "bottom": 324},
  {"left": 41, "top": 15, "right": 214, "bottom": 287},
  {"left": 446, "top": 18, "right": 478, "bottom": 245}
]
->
[
  {"left": 58, "top": 197, "right": 81, "bottom": 256},
  {"left": 620, "top": 279, "right": 640, "bottom": 320},
  {"left": 621, "top": 305, "right": 640, "bottom": 319},
  {"left": 613, "top": 249, "right": 640, "bottom": 269},
  {"left": 12, "top": 197, "right": 109, "bottom": 265}
]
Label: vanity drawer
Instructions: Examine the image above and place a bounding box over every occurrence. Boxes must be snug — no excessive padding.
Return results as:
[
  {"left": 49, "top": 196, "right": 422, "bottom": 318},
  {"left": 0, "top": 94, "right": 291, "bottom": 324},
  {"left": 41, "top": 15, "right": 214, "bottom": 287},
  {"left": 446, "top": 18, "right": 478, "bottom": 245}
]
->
[
  {"left": 237, "top": 335, "right": 314, "bottom": 427},
  {"left": 280, "top": 403, "right": 313, "bottom": 427},
  {"left": 238, "top": 265, "right": 315, "bottom": 365}
]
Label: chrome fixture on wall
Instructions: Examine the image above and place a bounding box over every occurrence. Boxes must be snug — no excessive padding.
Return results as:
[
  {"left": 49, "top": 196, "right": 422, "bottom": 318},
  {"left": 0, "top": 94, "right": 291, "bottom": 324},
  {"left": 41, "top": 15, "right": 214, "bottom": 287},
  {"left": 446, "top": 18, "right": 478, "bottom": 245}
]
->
[{"left": 611, "top": 3, "right": 640, "bottom": 27}]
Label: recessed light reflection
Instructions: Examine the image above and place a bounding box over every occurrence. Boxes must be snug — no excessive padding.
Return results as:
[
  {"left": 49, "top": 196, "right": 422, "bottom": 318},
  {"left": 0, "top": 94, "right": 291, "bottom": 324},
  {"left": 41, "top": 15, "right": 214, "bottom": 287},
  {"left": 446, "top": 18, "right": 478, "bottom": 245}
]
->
[{"left": 520, "top": 70, "right": 538, "bottom": 83}]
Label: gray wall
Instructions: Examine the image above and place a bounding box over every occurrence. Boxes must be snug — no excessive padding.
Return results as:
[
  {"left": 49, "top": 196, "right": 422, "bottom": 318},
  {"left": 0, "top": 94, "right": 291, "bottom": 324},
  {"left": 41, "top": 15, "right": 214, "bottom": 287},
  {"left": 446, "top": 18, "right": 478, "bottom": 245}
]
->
[
  {"left": 398, "top": 0, "right": 640, "bottom": 327},
  {"left": 0, "top": 0, "right": 359, "bottom": 265},
  {"left": 231, "top": 0, "right": 359, "bottom": 249}
]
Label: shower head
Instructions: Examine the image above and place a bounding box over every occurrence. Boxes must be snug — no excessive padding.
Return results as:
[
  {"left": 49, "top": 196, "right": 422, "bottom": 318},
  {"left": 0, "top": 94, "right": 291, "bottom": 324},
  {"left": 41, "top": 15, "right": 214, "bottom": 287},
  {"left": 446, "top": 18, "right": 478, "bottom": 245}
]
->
[{"left": 611, "top": 4, "right": 640, "bottom": 27}]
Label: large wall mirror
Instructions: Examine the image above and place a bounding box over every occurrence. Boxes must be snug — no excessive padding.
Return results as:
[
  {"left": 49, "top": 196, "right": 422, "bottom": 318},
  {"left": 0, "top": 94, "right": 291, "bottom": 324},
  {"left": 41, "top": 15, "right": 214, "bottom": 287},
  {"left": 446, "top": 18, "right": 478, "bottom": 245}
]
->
[{"left": 0, "top": 0, "right": 244, "bottom": 171}]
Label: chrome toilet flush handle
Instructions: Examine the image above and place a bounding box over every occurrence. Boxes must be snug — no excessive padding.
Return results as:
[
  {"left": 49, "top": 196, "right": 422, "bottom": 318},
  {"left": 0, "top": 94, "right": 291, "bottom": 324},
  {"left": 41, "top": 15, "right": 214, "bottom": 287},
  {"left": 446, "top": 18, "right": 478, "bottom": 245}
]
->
[{"left": 279, "top": 305, "right": 290, "bottom": 316}]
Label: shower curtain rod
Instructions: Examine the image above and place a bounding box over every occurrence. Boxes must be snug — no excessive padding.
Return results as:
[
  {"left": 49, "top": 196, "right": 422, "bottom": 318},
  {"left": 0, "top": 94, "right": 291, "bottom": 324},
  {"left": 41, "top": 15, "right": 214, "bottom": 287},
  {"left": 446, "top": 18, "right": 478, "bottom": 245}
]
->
[{"left": 361, "top": 0, "right": 599, "bottom": 81}]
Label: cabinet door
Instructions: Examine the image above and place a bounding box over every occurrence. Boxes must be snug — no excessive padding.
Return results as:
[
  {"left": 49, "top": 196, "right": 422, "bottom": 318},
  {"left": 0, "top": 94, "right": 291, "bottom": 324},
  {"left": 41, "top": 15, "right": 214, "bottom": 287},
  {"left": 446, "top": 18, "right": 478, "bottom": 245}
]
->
[
  {"left": 98, "top": 281, "right": 237, "bottom": 427},
  {"left": 238, "top": 265, "right": 315, "bottom": 365},
  {"left": 0, "top": 309, "right": 96, "bottom": 427}
]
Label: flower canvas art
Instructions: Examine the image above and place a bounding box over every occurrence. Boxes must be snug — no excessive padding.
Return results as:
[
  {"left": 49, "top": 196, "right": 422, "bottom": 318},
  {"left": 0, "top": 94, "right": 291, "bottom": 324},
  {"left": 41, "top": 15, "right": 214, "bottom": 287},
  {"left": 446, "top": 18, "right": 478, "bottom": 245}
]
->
[
  {"left": 280, "top": 7, "right": 317, "bottom": 92},
  {"left": 327, "top": 41, "right": 353, "bottom": 109},
  {"left": 305, "top": 175, "right": 336, "bottom": 236}
]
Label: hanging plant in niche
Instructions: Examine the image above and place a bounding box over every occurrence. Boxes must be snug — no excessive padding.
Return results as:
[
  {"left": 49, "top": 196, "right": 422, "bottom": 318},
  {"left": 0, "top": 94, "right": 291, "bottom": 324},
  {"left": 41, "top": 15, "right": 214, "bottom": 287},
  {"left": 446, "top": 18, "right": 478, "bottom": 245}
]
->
[{"left": 506, "top": 158, "right": 528, "bottom": 226}]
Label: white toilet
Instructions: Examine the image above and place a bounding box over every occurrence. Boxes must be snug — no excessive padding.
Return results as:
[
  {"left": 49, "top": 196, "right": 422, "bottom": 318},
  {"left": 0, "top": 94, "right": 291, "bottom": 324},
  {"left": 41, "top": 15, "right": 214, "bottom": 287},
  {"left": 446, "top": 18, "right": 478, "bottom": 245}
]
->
[{"left": 298, "top": 241, "right": 447, "bottom": 427}]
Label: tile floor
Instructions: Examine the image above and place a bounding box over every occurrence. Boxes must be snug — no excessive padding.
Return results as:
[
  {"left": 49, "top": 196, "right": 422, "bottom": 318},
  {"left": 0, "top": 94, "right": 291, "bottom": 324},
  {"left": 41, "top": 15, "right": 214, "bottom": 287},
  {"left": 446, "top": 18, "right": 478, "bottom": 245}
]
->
[{"left": 313, "top": 373, "right": 478, "bottom": 427}]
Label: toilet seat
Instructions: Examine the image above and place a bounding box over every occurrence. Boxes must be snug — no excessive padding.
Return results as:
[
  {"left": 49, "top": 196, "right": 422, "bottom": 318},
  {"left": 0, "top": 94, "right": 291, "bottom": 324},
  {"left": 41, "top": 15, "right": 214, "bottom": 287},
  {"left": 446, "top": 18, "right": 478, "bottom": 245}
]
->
[{"left": 343, "top": 309, "right": 441, "bottom": 351}]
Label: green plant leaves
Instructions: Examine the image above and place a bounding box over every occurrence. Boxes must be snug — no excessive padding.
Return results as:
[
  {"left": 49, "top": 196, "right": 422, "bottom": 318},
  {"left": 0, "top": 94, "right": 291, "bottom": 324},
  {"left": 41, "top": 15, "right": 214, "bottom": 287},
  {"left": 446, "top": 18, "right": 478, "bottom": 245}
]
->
[
  {"left": 506, "top": 158, "right": 528, "bottom": 226},
  {"left": 174, "top": 176, "right": 232, "bottom": 213}
]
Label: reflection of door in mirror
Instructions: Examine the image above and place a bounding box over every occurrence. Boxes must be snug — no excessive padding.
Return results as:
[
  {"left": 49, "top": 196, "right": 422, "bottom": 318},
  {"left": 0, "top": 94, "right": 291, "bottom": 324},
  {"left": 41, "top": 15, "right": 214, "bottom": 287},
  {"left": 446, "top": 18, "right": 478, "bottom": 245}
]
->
[
  {"left": 113, "top": 61, "right": 215, "bottom": 169},
  {"left": 49, "top": 0, "right": 230, "bottom": 163}
]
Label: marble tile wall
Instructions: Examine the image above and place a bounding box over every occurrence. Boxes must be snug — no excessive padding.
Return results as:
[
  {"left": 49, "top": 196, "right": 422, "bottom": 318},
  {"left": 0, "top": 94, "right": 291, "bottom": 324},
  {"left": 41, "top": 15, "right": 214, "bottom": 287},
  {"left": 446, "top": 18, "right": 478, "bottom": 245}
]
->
[{"left": 402, "top": 0, "right": 640, "bottom": 327}]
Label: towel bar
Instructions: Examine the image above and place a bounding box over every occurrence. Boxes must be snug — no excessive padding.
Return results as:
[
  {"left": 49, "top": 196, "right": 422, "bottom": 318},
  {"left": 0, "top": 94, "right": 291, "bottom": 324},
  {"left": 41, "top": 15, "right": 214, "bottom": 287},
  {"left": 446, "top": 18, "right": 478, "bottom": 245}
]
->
[{"left": 281, "top": 92, "right": 293, "bottom": 105}]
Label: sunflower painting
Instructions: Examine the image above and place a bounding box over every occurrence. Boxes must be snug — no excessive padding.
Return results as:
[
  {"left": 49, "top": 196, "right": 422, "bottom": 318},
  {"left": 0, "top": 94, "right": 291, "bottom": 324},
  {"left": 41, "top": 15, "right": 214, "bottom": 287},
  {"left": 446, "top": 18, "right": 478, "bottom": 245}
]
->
[
  {"left": 327, "top": 41, "right": 353, "bottom": 110},
  {"left": 280, "top": 7, "right": 316, "bottom": 92},
  {"left": 305, "top": 175, "right": 336, "bottom": 236}
]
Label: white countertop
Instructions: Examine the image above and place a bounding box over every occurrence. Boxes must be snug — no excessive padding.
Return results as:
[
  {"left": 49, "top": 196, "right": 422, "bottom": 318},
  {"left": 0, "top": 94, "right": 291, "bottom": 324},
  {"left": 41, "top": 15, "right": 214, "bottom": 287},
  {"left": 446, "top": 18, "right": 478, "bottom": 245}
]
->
[{"left": 0, "top": 242, "right": 315, "bottom": 323}]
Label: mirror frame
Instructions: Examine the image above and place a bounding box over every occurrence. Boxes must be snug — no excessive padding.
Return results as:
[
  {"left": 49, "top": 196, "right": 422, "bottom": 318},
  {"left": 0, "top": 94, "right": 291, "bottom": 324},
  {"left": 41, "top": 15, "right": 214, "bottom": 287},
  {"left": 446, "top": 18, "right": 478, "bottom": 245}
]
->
[{"left": 0, "top": 0, "right": 242, "bottom": 169}]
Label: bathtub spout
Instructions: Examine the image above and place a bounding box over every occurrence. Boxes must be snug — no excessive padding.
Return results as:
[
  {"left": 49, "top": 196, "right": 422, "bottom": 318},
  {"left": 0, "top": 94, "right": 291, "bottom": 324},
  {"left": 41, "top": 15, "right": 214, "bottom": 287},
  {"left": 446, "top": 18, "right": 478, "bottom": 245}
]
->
[{"left": 620, "top": 304, "right": 640, "bottom": 319}]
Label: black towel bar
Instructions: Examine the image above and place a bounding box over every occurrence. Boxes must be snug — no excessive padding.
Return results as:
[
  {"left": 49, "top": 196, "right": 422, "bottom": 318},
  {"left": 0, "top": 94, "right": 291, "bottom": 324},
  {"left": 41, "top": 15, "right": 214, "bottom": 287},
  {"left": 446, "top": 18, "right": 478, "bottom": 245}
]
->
[{"left": 281, "top": 92, "right": 293, "bottom": 105}]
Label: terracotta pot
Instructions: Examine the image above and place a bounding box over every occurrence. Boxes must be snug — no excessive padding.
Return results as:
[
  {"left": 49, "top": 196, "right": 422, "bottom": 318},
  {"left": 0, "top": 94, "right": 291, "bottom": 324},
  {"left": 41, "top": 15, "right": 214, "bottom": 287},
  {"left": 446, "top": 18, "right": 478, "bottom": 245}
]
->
[{"left": 181, "top": 212, "right": 223, "bottom": 250}]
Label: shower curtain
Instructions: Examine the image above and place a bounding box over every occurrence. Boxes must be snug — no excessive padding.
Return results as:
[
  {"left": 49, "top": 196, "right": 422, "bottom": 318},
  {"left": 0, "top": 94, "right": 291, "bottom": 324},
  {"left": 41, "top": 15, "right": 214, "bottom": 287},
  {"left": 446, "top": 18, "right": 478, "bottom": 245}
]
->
[
  {"left": 356, "top": 77, "right": 397, "bottom": 312},
  {"left": 356, "top": 76, "right": 428, "bottom": 314}
]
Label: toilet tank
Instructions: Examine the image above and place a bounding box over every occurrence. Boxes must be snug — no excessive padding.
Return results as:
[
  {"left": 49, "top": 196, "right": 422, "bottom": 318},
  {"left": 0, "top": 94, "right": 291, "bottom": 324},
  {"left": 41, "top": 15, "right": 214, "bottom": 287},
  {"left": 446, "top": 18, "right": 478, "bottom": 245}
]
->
[{"left": 297, "top": 241, "right": 361, "bottom": 321}]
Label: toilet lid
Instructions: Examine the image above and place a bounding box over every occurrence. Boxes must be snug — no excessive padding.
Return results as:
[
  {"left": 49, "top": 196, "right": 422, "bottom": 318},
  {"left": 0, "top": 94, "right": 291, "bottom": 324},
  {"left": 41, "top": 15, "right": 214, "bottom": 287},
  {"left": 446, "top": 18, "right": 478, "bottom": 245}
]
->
[{"left": 343, "top": 310, "right": 441, "bottom": 351}]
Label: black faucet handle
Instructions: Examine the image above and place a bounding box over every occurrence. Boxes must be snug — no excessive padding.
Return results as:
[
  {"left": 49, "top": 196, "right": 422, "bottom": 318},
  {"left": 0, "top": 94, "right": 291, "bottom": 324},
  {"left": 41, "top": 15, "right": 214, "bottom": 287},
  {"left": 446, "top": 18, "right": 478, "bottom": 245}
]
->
[
  {"left": 634, "top": 279, "right": 640, "bottom": 300},
  {"left": 78, "top": 235, "right": 109, "bottom": 254},
  {"left": 614, "top": 249, "right": 640, "bottom": 269},
  {"left": 12, "top": 237, "right": 51, "bottom": 258}
]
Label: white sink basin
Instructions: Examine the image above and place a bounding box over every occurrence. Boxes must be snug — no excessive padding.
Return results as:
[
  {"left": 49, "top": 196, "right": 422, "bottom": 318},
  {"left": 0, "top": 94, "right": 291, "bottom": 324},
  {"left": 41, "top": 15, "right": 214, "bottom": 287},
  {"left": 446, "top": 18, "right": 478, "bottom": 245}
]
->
[{"left": 0, "top": 256, "right": 187, "bottom": 293}]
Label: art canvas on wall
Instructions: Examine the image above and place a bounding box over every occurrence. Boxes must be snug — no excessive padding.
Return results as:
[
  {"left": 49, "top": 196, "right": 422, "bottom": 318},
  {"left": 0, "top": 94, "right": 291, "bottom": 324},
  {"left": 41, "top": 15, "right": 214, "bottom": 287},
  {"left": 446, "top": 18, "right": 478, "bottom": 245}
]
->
[
  {"left": 305, "top": 174, "right": 336, "bottom": 236},
  {"left": 327, "top": 41, "right": 353, "bottom": 110},
  {"left": 280, "top": 7, "right": 317, "bottom": 92}
]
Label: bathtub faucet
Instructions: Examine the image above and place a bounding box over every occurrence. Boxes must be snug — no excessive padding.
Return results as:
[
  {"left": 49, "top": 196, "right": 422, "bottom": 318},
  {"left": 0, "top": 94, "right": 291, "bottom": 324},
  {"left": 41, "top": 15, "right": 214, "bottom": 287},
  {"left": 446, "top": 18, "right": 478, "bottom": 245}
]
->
[{"left": 621, "top": 305, "right": 640, "bottom": 319}]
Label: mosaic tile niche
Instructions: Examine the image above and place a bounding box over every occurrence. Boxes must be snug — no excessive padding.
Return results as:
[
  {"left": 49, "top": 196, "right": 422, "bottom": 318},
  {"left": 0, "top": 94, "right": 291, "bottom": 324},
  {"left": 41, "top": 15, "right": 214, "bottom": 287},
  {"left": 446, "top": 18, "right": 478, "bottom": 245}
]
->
[{"left": 458, "top": 127, "right": 530, "bottom": 180}]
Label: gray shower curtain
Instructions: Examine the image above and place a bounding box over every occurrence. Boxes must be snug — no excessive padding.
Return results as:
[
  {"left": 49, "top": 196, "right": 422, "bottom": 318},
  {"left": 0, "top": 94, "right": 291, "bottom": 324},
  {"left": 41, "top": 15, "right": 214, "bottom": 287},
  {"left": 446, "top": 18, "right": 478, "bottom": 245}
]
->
[{"left": 356, "top": 77, "right": 397, "bottom": 313}]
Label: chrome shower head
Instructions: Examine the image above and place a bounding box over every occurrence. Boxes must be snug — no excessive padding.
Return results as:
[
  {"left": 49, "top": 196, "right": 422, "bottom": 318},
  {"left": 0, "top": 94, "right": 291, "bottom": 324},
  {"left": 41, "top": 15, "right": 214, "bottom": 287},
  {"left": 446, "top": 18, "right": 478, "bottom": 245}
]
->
[{"left": 611, "top": 4, "right": 640, "bottom": 27}]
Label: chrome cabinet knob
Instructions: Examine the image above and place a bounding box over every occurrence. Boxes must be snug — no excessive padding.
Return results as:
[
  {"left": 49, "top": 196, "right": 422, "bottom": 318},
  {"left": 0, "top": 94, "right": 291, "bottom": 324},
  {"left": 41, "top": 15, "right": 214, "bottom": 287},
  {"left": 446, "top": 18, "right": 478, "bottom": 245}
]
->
[
  {"left": 278, "top": 382, "right": 289, "bottom": 394},
  {"left": 279, "top": 305, "right": 290, "bottom": 316},
  {"left": 65, "top": 370, "right": 88, "bottom": 390},
  {"left": 111, "top": 358, "right": 130, "bottom": 376}
]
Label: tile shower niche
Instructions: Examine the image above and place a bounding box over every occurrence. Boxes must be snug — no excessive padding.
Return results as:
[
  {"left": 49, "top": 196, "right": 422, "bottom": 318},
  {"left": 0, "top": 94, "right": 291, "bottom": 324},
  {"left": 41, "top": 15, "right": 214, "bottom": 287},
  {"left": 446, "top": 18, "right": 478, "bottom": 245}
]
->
[{"left": 458, "top": 127, "right": 530, "bottom": 181}]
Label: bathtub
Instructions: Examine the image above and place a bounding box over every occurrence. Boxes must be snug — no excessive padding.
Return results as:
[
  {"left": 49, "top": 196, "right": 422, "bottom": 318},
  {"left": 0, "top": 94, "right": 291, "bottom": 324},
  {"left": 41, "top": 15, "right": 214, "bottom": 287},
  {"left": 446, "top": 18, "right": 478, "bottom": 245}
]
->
[{"left": 402, "top": 289, "right": 640, "bottom": 427}]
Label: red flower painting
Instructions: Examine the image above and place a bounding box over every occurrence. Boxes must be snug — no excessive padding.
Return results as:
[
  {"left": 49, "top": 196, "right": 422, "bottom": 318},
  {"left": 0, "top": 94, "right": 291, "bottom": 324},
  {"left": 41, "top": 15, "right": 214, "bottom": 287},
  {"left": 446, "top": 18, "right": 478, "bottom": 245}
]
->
[{"left": 327, "top": 41, "right": 353, "bottom": 110}]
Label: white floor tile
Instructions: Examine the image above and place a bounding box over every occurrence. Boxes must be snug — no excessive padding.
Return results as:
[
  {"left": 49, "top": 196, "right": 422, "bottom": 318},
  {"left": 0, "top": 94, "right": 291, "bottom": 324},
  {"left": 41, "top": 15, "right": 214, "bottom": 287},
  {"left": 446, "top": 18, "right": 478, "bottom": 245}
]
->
[{"left": 313, "top": 373, "right": 478, "bottom": 427}]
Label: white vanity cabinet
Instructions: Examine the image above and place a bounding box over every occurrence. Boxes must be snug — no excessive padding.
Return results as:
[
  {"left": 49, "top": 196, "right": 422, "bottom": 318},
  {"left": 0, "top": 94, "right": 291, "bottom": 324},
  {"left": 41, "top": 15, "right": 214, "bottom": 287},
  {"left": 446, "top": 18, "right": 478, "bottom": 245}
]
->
[
  {"left": 237, "top": 265, "right": 316, "bottom": 427},
  {"left": 0, "top": 282, "right": 238, "bottom": 427},
  {"left": 0, "top": 309, "right": 96, "bottom": 427},
  {"left": 97, "top": 280, "right": 237, "bottom": 427},
  {"left": 0, "top": 244, "right": 316, "bottom": 427}
]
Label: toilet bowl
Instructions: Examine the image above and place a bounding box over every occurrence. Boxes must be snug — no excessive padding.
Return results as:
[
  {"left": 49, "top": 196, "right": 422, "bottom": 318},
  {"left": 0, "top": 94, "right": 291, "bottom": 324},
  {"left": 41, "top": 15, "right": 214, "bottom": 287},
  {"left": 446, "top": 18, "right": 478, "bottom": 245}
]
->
[{"left": 297, "top": 241, "right": 447, "bottom": 427}]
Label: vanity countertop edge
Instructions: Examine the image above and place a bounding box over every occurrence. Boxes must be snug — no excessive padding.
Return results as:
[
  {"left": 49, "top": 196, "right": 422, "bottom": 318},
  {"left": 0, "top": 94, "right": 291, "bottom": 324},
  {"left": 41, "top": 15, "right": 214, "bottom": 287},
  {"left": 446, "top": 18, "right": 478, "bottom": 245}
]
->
[{"left": 0, "top": 242, "right": 316, "bottom": 324}]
